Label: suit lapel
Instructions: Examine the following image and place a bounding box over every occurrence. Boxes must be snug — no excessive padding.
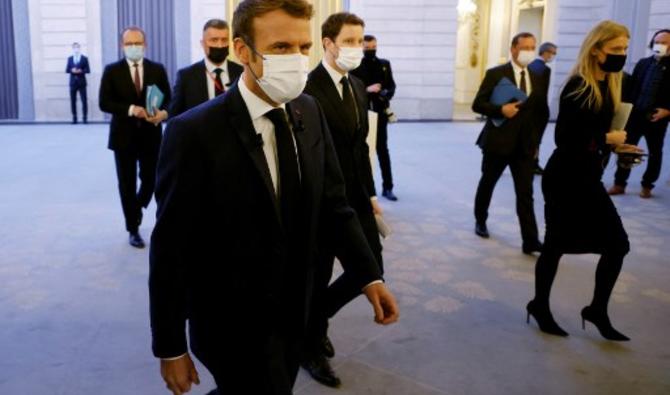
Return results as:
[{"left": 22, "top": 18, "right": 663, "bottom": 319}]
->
[
  {"left": 286, "top": 99, "right": 316, "bottom": 213},
  {"left": 312, "top": 64, "right": 354, "bottom": 139},
  {"left": 195, "top": 61, "right": 209, "bottom": 102},
  {"left": 228, "top": 86, "right": 282, "bottom": 222}
]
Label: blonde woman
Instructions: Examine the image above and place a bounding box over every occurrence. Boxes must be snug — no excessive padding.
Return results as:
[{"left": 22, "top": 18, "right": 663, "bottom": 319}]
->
[{"left": 527, "top": 21, "right": 639, "bottom": 341}]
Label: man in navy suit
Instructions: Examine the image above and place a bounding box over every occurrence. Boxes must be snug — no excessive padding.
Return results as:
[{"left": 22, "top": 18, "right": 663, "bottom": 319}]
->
[
  {"left": 301, "top": 12, "right": 384, "bottom": 388},
  {"left": 150, "top": 1, "right": 398, "bottom": 394},
  {"left": 528, "top": 42, "right": 557, "bottom": 175},
  {"left": 169, "top": 19, "right": 244, "bottom": 117},
  {"left": 471, "top": 32, "right": 546, "bottom": 255},
  {"left": 609, "top": 29, "right": 670, "bottom": 198},
  {"left": 99, "top": 27, "right": 171, "bottom": 248},
  {"left": 65, "top": 42, "right": 90, "bottom": 124}
]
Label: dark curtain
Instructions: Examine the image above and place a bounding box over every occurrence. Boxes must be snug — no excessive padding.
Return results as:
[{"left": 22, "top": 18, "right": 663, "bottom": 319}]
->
[
  {"left": 0, "top": 0, "right": 19, "bottom": 119},
  {"left": 117, "top": 0, "right": 177, "bottom": 84}
]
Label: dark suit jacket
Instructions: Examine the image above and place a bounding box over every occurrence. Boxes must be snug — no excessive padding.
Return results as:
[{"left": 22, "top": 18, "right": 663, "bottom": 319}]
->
[
  {"left": 351, "top": 56, "right": 396, "bottom": 112},
  {"left": 305, "top": 63, "right": 380, "bottom": 257},
  {"left": 528, "top": 58, "right": 551, "bottom": 127},
  {"left": 471, "top": 62, "right": 547, "bottom": 156},
  {"left": 624, "top": 55, "right": 670, "bottom": 117},
  {"left": 149, "top": 84, "right": 382, "bottom": 359},
  {"left": 66, "top": 55, "right": 90, "bottom": 87},
  {"left": 99, "top": 58, "right": 171, "bottom": 152},
  {"left": 169, "top": 59, "right": 243, "bottom": 117}
]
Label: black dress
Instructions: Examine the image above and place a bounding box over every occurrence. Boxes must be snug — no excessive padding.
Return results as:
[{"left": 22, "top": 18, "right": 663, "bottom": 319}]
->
[{"left": 542, "top": 76, "right": 630, "bottom": 255}]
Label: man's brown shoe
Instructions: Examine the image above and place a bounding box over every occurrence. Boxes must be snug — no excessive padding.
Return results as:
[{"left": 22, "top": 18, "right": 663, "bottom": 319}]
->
[
  {"left": 640, "top": 187, "right": 652, "bottom": 198},
  {"left": 608, "top": 185, "right": 625, "bottom": 195}
]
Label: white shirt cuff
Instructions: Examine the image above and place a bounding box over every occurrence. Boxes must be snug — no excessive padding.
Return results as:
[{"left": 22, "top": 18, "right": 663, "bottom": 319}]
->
[
  {"left": 128, "top": 105, "right": 135, "bottom": 117},
  {"left": 362, "top": 279, "right": 383, "bottom": 291},
  {"left": 161, "top": 353, "right": 187, "bottom": 361},
  {"left": 370, "top": 196, "right": 378, "bottom": 201}
]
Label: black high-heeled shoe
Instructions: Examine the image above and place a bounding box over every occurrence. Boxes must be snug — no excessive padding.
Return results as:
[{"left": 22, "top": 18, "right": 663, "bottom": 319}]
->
[
  {"left": 526, "top": 300, "right": 569, "bottom": 337},
  {"left": 580, "top": 306, "right": 630, "bottom": 341}
]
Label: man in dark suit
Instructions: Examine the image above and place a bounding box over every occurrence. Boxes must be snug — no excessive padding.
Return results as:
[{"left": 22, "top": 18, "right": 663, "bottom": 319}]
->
[
  {"left": 99, "top": 26, "right": 170, "bottom": 248},
  {"left": 609, "top": 29, "right": 670, "bottom": 198},
  {"left": 150, "top": 2, "right": 399, "bottom": 394},
  {"left": 65, "top": 42, "right": 90, "bottom": 124},
  {"left": 169, "top": 18, "right": 243, "bottom": 117},
  {"left": 527, "top": 41, "right": 557, "bottom": 175},
  {"left": 301, "top": 12, "right": 384, "bottom": 388},
  {"left": 351, "top": 34, "right": 398, "bottom": 201},
  {"left": 471, "top": 32, "right": 545, "bottom": 255}
]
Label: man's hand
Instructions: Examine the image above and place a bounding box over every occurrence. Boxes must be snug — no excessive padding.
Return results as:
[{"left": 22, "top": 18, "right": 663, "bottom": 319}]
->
[
  {"left": 501, "top": 101, "right": 521, "bottom": 119},
  {"left": 160, "top": 354, "right": 200, "bottom": 395},
  {"left": 371, "top": 198, "right": 383, "bottom": 215},
  {"left": 606, "top": 130, "right": 627, "bottom": 146},
  {"left": 614, "top": 144, "right": 644, "bottom": 154},
  {"left": 146, "top": 108, "right": 168, "bottom": 126},
  {"left": 651, "top": 108, "right": 670, "bottom": 122},
  {"left": 363, "top": 282, "right": 399, "bottom": 325},
  {"left": 132, "top": 106, "right": 148, "bottom": 119},
  {"left": 367, "top": 83, "right": 382, "bottom": 93}
]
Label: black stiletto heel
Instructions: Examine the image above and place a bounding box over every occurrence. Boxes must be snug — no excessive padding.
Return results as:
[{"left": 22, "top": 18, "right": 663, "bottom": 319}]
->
[
  {"left": 526, "top": 300, "right": 569, "bottom": 337},
  {"left": 580, "top": 306, "right": 630, "bottom": 341}
]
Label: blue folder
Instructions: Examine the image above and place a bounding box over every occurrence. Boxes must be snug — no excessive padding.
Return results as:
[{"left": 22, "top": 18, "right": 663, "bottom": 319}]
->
[
  {"left": 145, "top": 84, "right": 164, "bottom": 116},
  {"left": 489, "top": 77, "right": 527, "bottom": 127}
]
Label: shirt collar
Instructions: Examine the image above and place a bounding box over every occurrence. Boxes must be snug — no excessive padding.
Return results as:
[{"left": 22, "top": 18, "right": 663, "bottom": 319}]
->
[
  {"left": 126, "top": 58, "right": 144, "bottom": 68},
  {"left": 238, "top": 73, "right": 286, "bottom": 128},
  {"left": 322, "top": 59, "right": 347, "bottom": 87},
  {"left": 510, "top": 60, "right": 527, "bottom": 74},
  {"left": 204, "top": 57, "right": 227, "bottom": 73}
]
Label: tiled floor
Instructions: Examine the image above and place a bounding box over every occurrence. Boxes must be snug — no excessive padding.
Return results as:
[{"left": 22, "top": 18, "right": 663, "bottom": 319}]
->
[{"left": 1, "top": 122, "right": 669, "bottom": 394}]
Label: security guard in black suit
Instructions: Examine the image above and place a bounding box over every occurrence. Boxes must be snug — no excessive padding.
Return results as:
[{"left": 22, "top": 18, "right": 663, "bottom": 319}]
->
[{"left": 351, "top": 34, "right": 398, "bottom": 201}]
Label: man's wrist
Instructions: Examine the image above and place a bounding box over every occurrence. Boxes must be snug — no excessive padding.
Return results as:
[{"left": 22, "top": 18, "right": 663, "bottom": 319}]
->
[
  {"left": 161, "top": 353, "right": 187, "bottom": 361},
  {"left": 362, "top": 279, "right": 384, "bottom": 291}
]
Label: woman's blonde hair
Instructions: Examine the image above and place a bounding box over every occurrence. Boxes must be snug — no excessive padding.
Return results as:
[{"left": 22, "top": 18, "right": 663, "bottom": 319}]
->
[{"left": 569, "top": 20, "right": 630, "bottom": 111}]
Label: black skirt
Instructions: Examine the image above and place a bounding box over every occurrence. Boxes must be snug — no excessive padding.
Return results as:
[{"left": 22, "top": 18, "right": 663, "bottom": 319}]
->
[{"left": 542, "top": 150, "right": 629, "bottom": 255}]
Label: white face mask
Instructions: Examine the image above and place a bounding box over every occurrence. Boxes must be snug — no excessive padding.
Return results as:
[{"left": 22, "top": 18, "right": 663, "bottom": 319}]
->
[
  {"left": 253, "top": 53, "right": 309, "bottom": 104},
  {"left": 516, "top": 50, "right": 535, "bottom": 67},
  {"left": 652, "top": 43, "right": 668, "bottom": 57},
  {"left": 335, "top": 46, "right": 364, "bottom": 71}
]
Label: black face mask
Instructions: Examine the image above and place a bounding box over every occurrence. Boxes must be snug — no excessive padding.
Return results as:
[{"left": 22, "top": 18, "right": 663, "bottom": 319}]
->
[
  {"left": 207, "top": 46, "right": 229, "bottom": 64},
  {"left": 598, "top": 53, "right": 626, "bottom": 72},
  {"left": 364, "top": 49, "right": 376, "bottom": 59}
]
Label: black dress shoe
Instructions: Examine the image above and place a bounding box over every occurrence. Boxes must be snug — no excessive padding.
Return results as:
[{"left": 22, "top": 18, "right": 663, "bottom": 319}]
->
[
  {"left": 321, "top": 336, "right": 335, "bottom": 358},
  {"left": 129, "top": 232, "right": 145, "bottom": 248},
  {"left": 301, "top": 354, "right": 341, "bottom": 388},
  {"left": 475, "top": 222, "right": 489, "bottom": 238},
  {"left": 382, "top": 189, "right": 398, "bottom": 201},
  {"left": 72, "top": 119, "right": 78, "bottom": 124},
  {"left": 522, "top": 241, "right": 543, "bottom": 255}
]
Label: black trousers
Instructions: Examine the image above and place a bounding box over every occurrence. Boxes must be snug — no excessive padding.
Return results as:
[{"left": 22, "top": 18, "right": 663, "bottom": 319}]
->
[
  {"left": 474, "top": 151, "right": 539, "bottom": 245},
  {"left": 376, "top": 112, "right": 394, "bottom": 191},
  {"left": 194, "top": 333, "right": 300, "bottom": 395},
  {"left": 614, "top": 115, "right": 668, "bottom": 189},
  {"left": 114, "top": 147, "right": 158, "bottom": 233},
  {"left": 304, "top": 208, "right": 383, "bottom": 353},
  {"left": 69, "top": 85, "right": 87, "bottom": 120}
]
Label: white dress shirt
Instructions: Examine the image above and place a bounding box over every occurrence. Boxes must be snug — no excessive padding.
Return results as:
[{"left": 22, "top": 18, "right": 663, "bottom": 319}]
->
[
  {"left": 511, "top": 60, "right": 532, "bottom": 96},
  {"left": 205, "top": 58, "right": 230, "bottom": 100},
  {"left": 73, "top": 54, "right": 81, "bottom": 64},
  {"left": 127, "top": 58, "right": 144, "bottom": 116},
  {"left": 322, "top": 59, "right": 348, "bottom": 99}
]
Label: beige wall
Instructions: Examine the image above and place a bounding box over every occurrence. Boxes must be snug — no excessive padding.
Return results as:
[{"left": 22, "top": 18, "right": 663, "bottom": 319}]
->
[{"left": 351, "top": 0, "right": 459, "bottom": 120}]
